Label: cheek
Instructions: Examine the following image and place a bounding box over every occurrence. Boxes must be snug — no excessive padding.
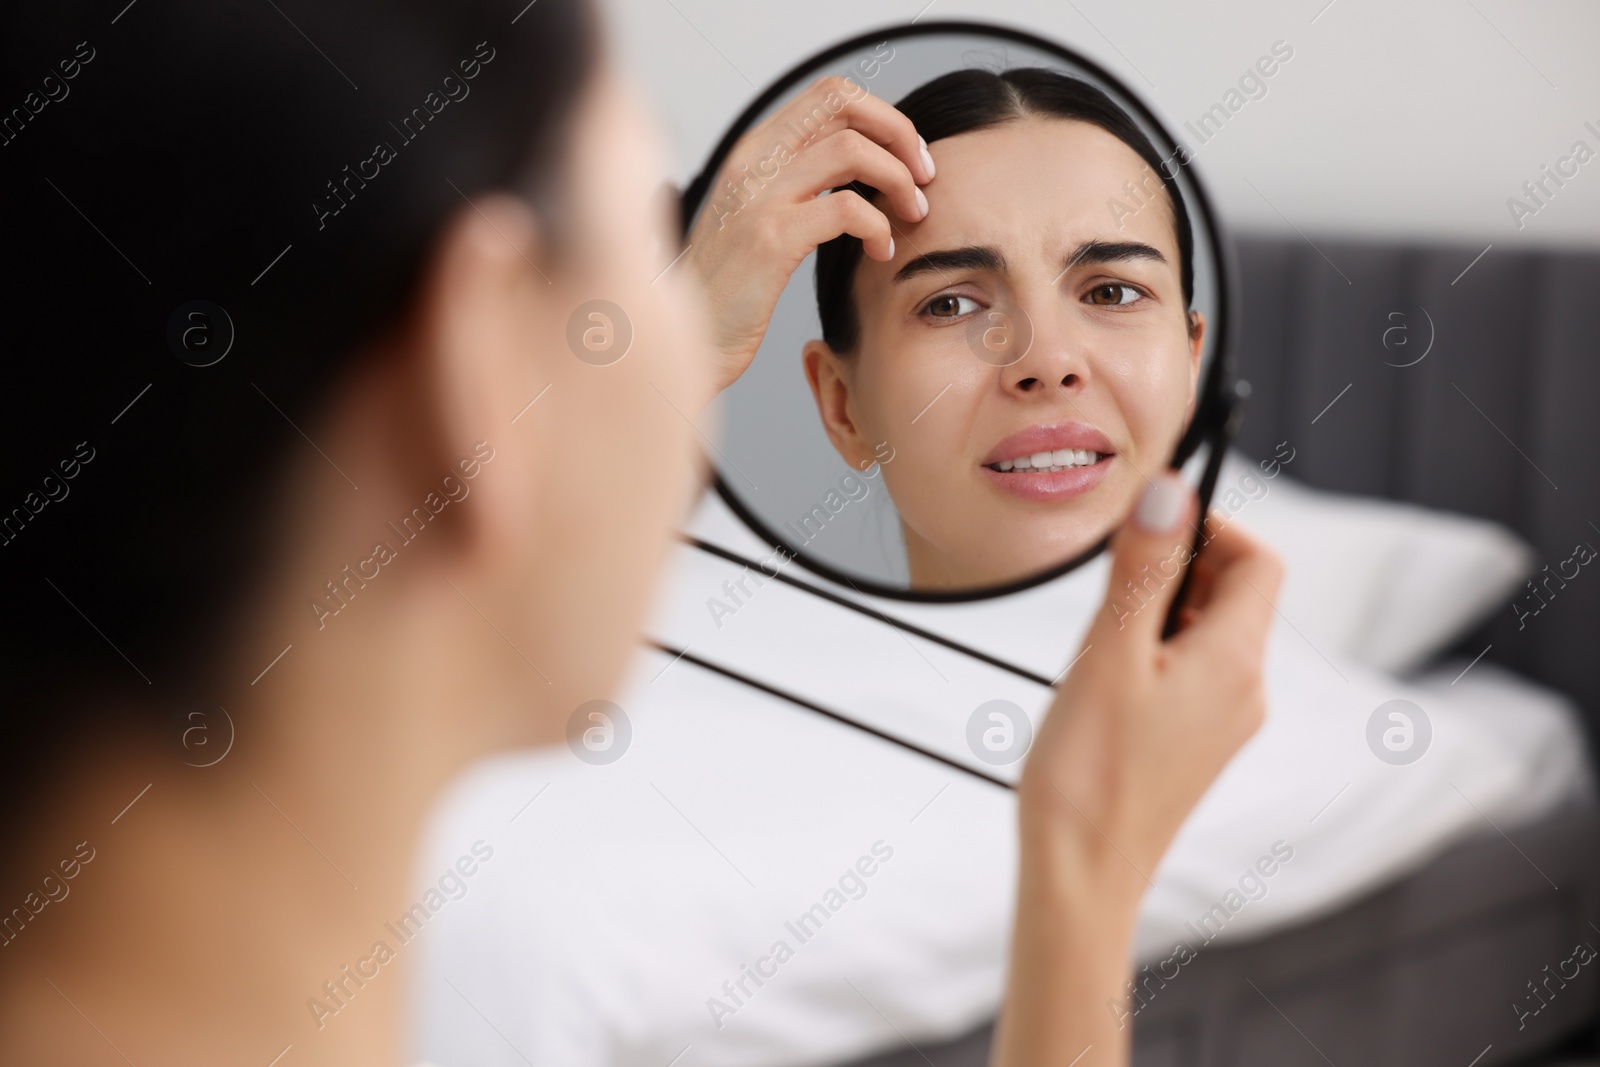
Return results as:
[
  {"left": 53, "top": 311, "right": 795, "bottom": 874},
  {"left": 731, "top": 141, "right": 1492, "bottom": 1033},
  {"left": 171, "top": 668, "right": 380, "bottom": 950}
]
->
[
  {"left": 528, "top": 343, "right": 698, "bottom": 699},
  {"left": 1098, "top": 334, "right": 1194, "bottom": 454},
  {"left": 856, "top": 325, "right": 979, "bottom": 437},
  {"left": 860, "top": 349, "right": 987, "bottom": 506},
  {"left": 540, "top": 271, "right": 703, "bottom": 574}
]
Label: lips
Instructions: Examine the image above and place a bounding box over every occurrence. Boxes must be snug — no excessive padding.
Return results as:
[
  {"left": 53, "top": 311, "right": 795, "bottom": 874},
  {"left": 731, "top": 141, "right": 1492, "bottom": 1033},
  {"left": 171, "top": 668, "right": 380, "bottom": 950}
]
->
[
  {"left": 981, "top": 421, "right": 1115, "bottom": 466},
  {"left": 980, "top": 421, "right": 1116, "bottom": 503}
]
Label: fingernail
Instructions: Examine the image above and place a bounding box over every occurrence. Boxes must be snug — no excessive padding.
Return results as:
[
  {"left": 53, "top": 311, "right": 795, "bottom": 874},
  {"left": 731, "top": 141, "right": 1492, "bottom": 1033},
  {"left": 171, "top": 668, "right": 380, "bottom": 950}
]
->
[
  {"left": 914, "top": 187, "right": 928, "bottom": 218},
  {"left": 886, "top": 236, "right": 895, "bottom": 260},
  {"left": 919, "top": 137, "right": 935, "bottom": 180},
  {"left": 1134, "top": 474, "right": 1186, "bottom": 533}
]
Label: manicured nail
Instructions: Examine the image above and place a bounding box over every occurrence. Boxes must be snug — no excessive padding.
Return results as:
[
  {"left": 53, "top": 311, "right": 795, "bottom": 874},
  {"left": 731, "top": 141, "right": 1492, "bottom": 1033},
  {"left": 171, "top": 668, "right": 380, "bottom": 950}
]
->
[
  {"left": 919, "top": 136, "right": 935, "bottom": 180},
  {"left": 886, "top": 236, "right": 895, "bottom": 260},
  {"left": 1134, "top": 473, "right": 1186, "bottom": 533},
  {"left": 914, "top": 187, "right": 928, "bottom": 218}
]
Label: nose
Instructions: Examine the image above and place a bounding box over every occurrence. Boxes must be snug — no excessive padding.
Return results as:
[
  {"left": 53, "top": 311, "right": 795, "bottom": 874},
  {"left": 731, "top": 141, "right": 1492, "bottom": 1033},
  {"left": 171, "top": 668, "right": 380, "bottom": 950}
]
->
[{"left": 1001, "top": 302, "right": 1089, "bottom": 397}]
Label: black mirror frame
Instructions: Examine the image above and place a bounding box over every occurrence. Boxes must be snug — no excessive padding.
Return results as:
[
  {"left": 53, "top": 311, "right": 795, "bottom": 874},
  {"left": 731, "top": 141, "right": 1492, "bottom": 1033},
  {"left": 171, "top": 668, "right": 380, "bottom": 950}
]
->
[{"left": 680, "top": 19, "right": 1241, "bottom": 605}]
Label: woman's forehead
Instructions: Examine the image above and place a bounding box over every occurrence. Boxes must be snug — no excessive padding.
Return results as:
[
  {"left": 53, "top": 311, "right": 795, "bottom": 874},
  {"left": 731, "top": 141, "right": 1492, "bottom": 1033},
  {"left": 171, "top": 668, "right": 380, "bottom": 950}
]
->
[{"left": 895, "top": 116, "right": 1179, "bottom": 269}]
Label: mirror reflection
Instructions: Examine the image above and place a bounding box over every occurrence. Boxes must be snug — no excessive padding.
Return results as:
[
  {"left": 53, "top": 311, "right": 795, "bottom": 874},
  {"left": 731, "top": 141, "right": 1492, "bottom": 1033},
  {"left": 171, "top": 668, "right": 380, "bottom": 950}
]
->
[{"left": 685, "top": 31, "right": 1223, "bottom": 594}]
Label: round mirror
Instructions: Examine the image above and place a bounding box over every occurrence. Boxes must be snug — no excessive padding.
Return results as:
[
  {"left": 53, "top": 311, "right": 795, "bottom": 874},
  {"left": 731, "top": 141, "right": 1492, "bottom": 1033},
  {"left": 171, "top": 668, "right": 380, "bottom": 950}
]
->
[{"left": 682, "top": 21, "right": 1235, "bottom": 600}]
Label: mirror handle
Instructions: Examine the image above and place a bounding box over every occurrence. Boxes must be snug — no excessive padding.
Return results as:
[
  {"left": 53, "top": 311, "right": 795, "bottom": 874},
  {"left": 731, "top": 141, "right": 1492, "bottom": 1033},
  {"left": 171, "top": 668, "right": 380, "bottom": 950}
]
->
[{"left": 1160, "top": 380, "right": 1251, "bottom": 640}]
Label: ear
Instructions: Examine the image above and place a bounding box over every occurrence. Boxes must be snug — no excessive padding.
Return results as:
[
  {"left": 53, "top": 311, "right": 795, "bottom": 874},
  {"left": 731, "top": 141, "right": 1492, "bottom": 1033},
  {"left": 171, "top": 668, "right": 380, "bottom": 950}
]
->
[
  {"left": 802, "top": 339, "right": 874, "bottom": 470},
  {"left": 405, "top": 193, "right": 553, "bottom": 565},
  {"left": 1183, "top": 310, "right": 1207, "bottom": 420}
]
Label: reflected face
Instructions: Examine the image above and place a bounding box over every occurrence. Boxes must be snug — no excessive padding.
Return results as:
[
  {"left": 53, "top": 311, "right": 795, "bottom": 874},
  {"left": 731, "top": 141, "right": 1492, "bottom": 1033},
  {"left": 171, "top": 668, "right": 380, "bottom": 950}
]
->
[{"left": 808, "top": 117, "right": 1203, "bottom": 589}]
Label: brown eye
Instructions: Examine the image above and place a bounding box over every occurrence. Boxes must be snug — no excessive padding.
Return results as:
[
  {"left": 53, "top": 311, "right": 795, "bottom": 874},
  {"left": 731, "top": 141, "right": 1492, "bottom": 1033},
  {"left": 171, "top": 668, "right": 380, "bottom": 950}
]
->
[
  {"left": 923, "top": 294, "right": 979, "bottom": 319},
  {"left": 1088, "top": 283, "right": 1140, "bottom": 306}
]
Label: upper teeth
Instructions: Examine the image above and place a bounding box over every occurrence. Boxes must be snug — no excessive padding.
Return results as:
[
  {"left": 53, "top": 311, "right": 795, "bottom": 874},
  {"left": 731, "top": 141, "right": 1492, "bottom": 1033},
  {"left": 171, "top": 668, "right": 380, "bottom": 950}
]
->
[{"left": 995, "top": 449, "right": 1100, "bottom": 472}]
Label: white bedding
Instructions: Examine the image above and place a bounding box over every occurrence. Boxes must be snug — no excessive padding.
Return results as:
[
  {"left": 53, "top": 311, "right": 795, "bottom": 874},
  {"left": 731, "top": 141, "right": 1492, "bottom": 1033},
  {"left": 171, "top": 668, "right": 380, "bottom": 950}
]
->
[
  {"left": 410, "top": 629, "right": 1591, "bottom": 1067},
  {"left": 410, "top": 464, "right": 1592, "bottom": 1067}
]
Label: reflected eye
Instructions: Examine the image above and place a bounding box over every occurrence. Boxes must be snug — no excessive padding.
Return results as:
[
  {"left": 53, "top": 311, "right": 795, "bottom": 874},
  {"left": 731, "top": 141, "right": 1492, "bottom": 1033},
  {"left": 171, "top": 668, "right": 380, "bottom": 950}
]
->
[
  {"left": 922, "top": 293, "right": 981, "bottom": 319},
  {"left": 1086, "top": 283, "right": 1143, "bottom": 306}
]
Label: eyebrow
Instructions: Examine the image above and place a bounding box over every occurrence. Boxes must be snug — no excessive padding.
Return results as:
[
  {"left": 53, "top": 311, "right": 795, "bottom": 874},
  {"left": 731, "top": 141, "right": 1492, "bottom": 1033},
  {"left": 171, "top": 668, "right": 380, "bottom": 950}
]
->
[
  {"left": 890, "top": 239, "right": 1166, "bottom": 285},
  {"left": 892, "top": 245, "right": 1005, "bottom": 284},
  {"left": 1059, "top": 239, "right": 1167, "bottom": 274}
]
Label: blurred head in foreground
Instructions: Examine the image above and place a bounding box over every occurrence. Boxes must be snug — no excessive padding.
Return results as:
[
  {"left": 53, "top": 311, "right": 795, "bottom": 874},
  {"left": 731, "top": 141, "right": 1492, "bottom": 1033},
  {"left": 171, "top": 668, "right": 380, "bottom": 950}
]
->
[{"left": 0, "top": 1, "right": 708, "bottom": 1061}]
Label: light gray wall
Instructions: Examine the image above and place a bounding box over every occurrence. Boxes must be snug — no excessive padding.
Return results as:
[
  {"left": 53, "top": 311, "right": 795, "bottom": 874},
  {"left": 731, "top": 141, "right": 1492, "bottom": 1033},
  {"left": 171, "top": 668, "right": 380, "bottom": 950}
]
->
[{"left": 604, "top": 0, "right": 1600, "bottom": 249}]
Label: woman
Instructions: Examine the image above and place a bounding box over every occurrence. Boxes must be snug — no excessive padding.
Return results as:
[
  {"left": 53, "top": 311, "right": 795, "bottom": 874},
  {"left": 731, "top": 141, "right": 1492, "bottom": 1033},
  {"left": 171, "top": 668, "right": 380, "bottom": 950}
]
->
[
  {"left": 0, "top": 6, "right": 1278, "bottom": 1067},
  {"left": 692, "top": 68, "right": 1203, "bottom": 590}
]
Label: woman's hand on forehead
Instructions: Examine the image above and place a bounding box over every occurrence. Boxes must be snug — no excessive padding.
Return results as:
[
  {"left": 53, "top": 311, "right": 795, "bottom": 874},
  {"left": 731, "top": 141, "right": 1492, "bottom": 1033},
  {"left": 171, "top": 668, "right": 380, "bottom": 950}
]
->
[{"left": 687, "top": 75, "right": 936, "bottom": 395}]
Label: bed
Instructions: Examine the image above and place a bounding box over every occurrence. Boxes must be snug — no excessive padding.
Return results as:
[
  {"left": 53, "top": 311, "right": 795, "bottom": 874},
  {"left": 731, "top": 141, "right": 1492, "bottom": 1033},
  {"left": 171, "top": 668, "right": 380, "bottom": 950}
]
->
[{"left": 844, "top": 792, "right": 1599, "bottom": 1066}]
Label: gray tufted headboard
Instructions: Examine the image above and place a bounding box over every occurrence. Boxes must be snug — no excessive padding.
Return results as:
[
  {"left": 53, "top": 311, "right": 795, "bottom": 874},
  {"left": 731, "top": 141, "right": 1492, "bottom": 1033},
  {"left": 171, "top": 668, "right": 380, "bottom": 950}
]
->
[{"left": 1229, "top": 235, "right": 1600, "bottom": 748}]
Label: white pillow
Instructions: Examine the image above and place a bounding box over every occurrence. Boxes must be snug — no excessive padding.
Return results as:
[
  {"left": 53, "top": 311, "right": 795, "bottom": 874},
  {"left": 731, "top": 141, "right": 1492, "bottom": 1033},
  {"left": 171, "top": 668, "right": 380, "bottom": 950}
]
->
[{"left": 1214, "top": 448, "right": 1535, "bottom": 674}]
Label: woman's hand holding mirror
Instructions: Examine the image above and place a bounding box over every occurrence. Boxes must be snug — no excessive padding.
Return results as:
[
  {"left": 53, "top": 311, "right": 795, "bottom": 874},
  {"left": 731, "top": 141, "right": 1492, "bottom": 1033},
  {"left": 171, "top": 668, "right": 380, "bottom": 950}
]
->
[
  {"left": 995, "top": 474, "right": 1283, "bottom": 1067},
  {"left": 686, "top": 74, "right": 935, "bottom": 394}
]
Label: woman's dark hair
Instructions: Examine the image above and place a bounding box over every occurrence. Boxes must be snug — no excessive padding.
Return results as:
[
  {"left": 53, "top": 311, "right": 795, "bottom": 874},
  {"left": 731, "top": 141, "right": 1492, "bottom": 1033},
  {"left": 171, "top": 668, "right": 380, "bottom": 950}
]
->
[
  {"left": 0, "top": 2, "right": 596, "bottom": 749},
  {"left": 815, "top": 67, "right": 1195, "bottom": 353}
]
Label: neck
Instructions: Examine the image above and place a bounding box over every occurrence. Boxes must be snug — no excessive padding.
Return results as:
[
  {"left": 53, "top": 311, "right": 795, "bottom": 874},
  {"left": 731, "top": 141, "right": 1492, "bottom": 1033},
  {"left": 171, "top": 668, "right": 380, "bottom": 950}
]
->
[
  {"left": 0, "top": 750, "right": 412, "bottom": 1064},
  {"left": 903, "top": 521, "right": 986, "bottom": 590},
  {"left": 0, "top": 456, "right": 553, "bottom": 1067}
]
